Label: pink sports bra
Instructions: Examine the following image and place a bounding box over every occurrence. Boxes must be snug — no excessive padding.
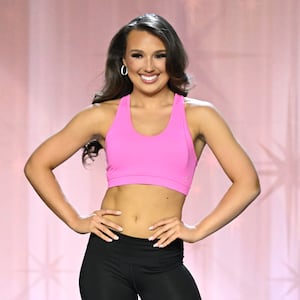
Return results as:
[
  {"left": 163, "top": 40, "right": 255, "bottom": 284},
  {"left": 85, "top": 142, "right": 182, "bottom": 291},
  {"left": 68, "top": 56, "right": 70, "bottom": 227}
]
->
[{"left": 105, "top": 93, "right": 197, "bottom": 195}]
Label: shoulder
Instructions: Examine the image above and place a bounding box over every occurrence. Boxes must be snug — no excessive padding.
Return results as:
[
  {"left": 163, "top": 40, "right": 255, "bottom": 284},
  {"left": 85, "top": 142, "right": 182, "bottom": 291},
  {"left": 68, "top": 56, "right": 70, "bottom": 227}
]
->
[
  {"left": 184, "top": 96, "right": 213, "bottom": 108},
  {"left": 184, "top": 96, "right": 221, "bottom": 122},
  {"left": 62, "top": 99, "right": 121, "bottom": 139},
  {"left": 88, "top": 98, "right": 121, "bottom": 115},
  {"left": 183, "top": 96, "right": 231, "bottom": 139},
  {"left": 74, "top": 99, "right": 121, "bottom": 124}
]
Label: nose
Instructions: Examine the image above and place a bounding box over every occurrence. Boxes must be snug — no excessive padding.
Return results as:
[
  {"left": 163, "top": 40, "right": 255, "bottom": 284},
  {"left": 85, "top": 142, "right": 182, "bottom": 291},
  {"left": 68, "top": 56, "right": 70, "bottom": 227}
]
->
[{"left": 144, "top": 57, "right": 155, "bottom": 72}]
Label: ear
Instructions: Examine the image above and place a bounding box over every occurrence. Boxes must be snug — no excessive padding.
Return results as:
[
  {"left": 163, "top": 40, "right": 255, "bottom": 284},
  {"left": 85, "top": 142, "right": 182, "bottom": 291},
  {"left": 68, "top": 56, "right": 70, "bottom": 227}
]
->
[{"left": 122, "top": 57, "right": 127, "bottom": 67}]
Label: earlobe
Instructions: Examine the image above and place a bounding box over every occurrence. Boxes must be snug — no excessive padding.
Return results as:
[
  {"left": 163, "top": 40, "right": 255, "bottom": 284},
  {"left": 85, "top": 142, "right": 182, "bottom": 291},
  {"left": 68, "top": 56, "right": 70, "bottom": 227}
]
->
[{"left": 122, "top": 58, "right": 126, "bottom": 67}]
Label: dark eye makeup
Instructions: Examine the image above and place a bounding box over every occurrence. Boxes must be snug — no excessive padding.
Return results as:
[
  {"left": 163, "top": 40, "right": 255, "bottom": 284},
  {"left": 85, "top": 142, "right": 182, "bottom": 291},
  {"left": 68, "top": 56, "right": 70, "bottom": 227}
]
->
[{"left": 130, "top": 52, "right": 167, "bottom": 59}]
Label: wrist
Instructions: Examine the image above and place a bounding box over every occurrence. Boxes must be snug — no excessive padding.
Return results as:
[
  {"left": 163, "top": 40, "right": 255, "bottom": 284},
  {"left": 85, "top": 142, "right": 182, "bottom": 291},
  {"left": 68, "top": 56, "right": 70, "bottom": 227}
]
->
[{"left": 67, "top": 214, "right": 83, "bottom": 232}]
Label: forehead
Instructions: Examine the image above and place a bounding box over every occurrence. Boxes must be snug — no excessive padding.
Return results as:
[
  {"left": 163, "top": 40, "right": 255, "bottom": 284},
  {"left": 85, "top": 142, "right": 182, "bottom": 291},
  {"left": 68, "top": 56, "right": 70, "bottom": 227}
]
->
[{"left": 126, "top": 30, "right": 166, "bottom": 51}]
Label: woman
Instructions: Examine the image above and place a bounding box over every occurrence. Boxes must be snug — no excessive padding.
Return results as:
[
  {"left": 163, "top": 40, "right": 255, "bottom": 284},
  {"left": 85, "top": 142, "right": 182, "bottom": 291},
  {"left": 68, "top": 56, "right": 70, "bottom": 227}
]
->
[{"left": 24, "top": 14, "right": 260, "bottom": 300}]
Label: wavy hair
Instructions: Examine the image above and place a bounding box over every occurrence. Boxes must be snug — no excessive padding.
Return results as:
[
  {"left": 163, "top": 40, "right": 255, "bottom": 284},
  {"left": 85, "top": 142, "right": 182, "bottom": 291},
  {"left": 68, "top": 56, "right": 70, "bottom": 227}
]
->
[{"left": 83, "top": 14, "right": 190, "bottom": 164}]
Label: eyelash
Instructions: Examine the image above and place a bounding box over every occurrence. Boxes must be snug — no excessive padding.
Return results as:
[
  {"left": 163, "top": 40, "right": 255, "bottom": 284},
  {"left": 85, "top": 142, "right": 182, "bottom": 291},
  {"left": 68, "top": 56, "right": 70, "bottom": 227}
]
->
[
  {"left": 155, "top": 53, "right": 167, "bottom": 59},
  {"left": 131, "top": 53, "right": 143, "bottom": 58},
  {"left": 131, "top": 53, "right": 167, "bottom": 59}
]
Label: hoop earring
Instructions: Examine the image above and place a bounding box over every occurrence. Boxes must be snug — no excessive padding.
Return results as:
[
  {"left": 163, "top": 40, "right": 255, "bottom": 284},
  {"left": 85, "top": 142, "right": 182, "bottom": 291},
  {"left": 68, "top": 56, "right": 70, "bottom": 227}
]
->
[{"left": 120, "top": 65, "right": 128, "bottom": 76}]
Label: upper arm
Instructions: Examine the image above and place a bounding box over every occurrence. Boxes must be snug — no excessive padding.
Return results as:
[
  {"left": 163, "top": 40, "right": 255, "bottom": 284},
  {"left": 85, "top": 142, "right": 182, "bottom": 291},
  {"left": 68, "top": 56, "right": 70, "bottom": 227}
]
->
[
  {"left": 26, "top": 106, "right": 104, "bottom": 170},
  {"left": 196, "top": 105, "right": 258, "bottom": 184}
]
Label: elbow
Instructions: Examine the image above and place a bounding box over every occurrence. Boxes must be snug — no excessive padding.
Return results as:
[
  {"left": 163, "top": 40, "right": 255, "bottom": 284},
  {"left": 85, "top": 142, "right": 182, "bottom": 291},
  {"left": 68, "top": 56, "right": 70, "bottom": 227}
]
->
[
  {"left": 24, "top": 159, "right": 34, "bottom": 181},
  {"left": 24, "top": 157, "right": 41, "bottom": 181},
  {"left": 254, "top": 171, "right": 261, "bottom": 195},
  {"left": 254, "top": 179, "right": 261, "bottom": 198},
  {"left": 235, "top": 174, "right": 261, "bottom": 204},
  {"left": 249, "top": 176, "right": 261, "bottom": 202},
  {"left": 256, "top": 176, "right": 261, "bottom": 195},
  {"left": 24, "top": 156, "right": 54, "bottom": 183}
]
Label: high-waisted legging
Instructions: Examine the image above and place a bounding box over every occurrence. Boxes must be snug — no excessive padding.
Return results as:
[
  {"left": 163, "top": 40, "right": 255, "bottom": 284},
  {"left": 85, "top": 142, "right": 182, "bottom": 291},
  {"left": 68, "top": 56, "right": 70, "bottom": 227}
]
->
[{"left": 79, "top": 232, "right": 201, "bottom": 300}]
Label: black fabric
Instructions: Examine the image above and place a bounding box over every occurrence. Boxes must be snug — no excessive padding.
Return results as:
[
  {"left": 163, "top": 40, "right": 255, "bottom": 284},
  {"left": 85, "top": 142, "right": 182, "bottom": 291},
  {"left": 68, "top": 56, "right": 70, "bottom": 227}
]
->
[{"left": 79, "top": 232, "right": 201, "bottom": 300}]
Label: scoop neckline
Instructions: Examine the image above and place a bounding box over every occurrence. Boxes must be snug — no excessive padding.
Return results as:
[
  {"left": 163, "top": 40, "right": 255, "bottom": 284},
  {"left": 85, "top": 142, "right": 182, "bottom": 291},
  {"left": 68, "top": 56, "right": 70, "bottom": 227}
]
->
[{"left": 127, "top": 94, "right": 177, "bottom": 138}]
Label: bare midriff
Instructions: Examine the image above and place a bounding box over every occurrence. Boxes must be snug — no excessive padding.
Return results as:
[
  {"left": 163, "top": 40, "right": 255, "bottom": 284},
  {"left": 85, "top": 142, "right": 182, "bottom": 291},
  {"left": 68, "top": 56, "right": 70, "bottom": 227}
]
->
[{"left": 100, "top": 184, "right": 186, "bottom": 238}]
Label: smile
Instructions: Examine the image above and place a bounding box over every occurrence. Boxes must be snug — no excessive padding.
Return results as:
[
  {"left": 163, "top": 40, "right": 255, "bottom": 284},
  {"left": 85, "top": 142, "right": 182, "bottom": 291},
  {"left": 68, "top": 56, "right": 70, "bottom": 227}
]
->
[{"left": 140, "top": 75, "right": 158, "bottom": 83}]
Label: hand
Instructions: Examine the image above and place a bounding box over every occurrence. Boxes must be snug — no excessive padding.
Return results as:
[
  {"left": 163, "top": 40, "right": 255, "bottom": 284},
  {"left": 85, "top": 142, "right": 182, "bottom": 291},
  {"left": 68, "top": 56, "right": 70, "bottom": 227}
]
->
[
  {"left": 148, "top": 217, "right": 198, "bottom": 248},
  {"left": 72, "top": 209, "right": 123, "bottom": 242}
]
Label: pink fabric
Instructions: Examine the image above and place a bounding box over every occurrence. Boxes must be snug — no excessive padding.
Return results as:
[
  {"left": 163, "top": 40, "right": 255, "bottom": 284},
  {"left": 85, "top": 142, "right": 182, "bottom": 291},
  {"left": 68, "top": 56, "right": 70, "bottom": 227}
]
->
[{"left": 106, "top": 94, "right": 197, "bottom": 195}]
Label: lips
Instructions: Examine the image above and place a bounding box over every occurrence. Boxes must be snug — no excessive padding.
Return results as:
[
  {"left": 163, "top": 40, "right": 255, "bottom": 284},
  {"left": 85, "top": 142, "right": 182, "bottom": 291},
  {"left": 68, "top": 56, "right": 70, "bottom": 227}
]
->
[{"left": 140, "top": 74, "right": 158, "bottom": 83}]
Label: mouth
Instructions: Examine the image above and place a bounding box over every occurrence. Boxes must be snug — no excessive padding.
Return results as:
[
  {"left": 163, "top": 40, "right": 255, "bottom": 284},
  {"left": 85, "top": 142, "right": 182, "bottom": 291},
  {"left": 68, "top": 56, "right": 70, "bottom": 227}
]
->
[{"left": 140, "top": 74, "right": 159, "bottom": 83}]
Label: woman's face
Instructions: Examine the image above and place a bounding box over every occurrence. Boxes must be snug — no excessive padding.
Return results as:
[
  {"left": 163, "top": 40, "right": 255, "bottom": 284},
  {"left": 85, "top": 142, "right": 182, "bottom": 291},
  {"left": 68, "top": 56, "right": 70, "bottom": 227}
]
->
[{"left": 123, "top": 30, "right": 170, "bottom": 96}]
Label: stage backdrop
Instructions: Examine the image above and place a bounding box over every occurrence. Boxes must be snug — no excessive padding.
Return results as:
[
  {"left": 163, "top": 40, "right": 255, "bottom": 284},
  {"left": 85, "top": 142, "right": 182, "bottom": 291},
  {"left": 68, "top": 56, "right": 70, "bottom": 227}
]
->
[{"left": 1, "top": 0, "right": 299, "bottom": 299}]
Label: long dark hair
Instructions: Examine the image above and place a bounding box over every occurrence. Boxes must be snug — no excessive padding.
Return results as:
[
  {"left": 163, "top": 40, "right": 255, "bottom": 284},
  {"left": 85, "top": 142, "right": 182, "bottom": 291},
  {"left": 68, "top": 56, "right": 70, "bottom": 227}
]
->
[{"left": 82, "top": 14, "right": 190, "bottom": 163}]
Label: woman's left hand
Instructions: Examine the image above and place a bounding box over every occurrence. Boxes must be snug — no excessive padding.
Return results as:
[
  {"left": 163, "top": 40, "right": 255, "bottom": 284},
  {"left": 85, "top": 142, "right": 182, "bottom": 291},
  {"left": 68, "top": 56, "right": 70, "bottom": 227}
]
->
[{"left": 148, "top": 217, "right": 198, "bottom": 248}]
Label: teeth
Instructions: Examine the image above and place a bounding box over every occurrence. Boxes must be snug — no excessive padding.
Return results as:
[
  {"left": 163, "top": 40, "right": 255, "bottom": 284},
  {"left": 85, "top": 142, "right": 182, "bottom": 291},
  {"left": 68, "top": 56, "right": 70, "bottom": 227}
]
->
[{"left": 141, "top": 75, "right": 157, "bottom": 81}]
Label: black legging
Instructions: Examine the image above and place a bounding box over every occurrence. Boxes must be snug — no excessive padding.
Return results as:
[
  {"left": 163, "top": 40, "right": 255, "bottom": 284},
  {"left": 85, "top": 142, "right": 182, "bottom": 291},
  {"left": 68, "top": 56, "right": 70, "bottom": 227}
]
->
[{"left": 79, "top": 232, "right": 201, "bottom": 300}]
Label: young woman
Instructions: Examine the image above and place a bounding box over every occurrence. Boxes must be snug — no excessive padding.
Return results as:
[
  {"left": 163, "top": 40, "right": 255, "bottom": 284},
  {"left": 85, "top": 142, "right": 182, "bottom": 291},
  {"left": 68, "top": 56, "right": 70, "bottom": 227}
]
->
[{"left": 24, "top": 14, "right": 260, "bottom": 300}]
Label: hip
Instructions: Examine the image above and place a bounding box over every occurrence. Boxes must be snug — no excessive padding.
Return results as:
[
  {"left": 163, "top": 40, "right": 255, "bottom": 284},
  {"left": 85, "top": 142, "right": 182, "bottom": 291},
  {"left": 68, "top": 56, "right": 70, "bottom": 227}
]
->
[{"left": 85, "top": 231, "right": 184, "bottom": 271}]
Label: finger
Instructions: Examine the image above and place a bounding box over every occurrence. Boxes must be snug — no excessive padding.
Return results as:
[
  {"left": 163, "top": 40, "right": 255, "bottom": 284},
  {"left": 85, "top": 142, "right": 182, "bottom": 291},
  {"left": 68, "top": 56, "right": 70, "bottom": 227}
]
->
[
  {"left": 149, "top": 226, "right": 174, "bottom": 242},
  {"left": 92, "top": 216, "right": 123, "bottom": 234},
  {"left": 97, "top": 215, "right": 123, "bottom": 232},
  {"left": 149, "top": 217, "right": 177, "bottom": 230},
  {"left": 154, "top": 232, "right": 178, "bottom": 248},
  {"left": 92, "top": 221, "right": 120, "bottom": 242},
  {"left": 103, "top": 209, "right": 122, "bottom": 216},
  {"left": 92, "top": 210, "right": 123, "bottom": 232},
  {"left": 104, "top": 221, "right": 123, "bottom": 232},
  {"left": 99, "top": 225, "right": 120, "bottom": 241},
  {"left": 149, "top": 220, "right": 181, "bottom": 240},
  {"left": 94, "top": 209, "right": 122, "bottom": 216},
  {"left": 92, "top": 229, "right": 114, "bottom": 242}
]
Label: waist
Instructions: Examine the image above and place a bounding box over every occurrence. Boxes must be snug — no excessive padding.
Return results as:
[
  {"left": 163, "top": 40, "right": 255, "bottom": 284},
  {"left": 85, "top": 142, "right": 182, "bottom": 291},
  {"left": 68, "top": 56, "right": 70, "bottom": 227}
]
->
[
  {"left": 101, "top": 185, "right": 185, "bottom": 238},
  {"left": 88, "top": 231, "right": 184, "bottom": 269}
]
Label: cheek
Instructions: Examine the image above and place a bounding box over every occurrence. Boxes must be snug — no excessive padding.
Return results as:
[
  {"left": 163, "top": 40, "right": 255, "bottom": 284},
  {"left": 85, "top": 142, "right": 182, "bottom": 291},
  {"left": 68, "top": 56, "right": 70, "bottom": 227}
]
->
[
  {"left": 127, "top": 63, "right": 140, "bottom": 73},
  {"left": 125, "top": 57, "right": 140, "bottom": 70},
  {"left": 156, "top": 60, "right": 167, "bottom": 70}
]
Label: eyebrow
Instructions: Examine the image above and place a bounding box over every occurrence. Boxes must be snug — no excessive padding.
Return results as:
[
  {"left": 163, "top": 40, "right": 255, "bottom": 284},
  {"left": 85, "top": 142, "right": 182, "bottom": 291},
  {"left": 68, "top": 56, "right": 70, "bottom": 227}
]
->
[{"left": 129, "top": 49, "right": 167, "bottom": 53}]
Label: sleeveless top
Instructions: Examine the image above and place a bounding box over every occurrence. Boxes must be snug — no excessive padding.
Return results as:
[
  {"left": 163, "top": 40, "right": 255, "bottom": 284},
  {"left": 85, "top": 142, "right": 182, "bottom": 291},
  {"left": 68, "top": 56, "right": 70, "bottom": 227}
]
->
[{"left": 105, "top": 93, "right": 197, "bottom": 195}]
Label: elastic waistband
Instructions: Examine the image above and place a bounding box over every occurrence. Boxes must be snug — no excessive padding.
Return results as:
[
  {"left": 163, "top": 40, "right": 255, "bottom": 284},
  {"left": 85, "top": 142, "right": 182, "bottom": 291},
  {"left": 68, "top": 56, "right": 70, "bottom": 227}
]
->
[
  {"left": 112, "top": 230, "right": 183, "bottom": 249},
  {"left": 89, "top": 232, "right": 184, "bottom": 269}
]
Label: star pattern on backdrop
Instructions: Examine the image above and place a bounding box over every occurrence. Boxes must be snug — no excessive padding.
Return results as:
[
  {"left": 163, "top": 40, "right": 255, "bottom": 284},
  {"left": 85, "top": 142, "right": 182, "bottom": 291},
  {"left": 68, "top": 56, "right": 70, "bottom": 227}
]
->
[
  {"left": 14, "top": 228, "right": 76, "bottom": 300},
  {"left": 182, "top": 0, "right": 264, "bottom": 106},
  {"left": 271, "top": 260, "right": 300, "bottom": 299},
  {"left": 259, "top": 136, "right": 299, "bottom": 202},
  {"left": 258, "top": 79, "right": 299, "bottom": 251}
]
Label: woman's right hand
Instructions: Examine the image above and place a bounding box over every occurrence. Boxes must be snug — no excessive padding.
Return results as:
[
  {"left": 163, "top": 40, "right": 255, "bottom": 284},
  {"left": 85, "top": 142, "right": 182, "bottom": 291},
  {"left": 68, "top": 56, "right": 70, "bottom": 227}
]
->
[{"left": 72, "top": 209, "right": 123, "bottom": 242}]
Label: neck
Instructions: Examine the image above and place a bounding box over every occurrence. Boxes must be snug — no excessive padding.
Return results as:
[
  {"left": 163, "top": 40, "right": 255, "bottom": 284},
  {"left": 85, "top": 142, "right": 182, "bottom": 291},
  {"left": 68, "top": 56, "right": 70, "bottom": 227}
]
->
[{"left": 130, "top": 89, "right": 174, "bottom": 108}]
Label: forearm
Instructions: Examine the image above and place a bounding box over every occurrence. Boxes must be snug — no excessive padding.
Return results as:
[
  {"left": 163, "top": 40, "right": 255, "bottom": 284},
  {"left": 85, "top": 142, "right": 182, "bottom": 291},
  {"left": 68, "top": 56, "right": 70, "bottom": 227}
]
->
[
  {"left": 194, "top": 180, "right": 260, "bottom": 241},
  {"left": 24, "top": 162, "right": 80, "bottom": 230}
]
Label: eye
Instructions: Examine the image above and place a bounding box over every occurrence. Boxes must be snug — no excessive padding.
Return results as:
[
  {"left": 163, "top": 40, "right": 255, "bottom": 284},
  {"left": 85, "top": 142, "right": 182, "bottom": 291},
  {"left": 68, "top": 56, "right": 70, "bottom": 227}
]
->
[
  {"left": 131, "top": 53, "right": 143, "bottom": 58},
  {"left": 155, "top": 53, "right": 167, "bottom": 59}
]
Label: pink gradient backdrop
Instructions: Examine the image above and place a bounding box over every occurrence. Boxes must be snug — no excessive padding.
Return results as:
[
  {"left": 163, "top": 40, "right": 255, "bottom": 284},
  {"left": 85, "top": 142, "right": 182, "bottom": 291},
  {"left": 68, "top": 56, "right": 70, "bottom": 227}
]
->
[{"left": 1, "top": 0, "right": 299, "bottom": 299}]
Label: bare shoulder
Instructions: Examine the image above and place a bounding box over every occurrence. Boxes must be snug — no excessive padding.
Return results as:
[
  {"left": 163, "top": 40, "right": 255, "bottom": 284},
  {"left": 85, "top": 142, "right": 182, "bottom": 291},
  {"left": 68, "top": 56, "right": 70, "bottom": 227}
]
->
[
  {"left": 184, "top": 96, "right": 232, "bottom": 142},
  {"left": 24, "top": 99, "right": 122, "bottom": 169},
  {"left": 184, "top": 97, "right": 222, "bottom": 122},
  {"left": 72, "top": 99, "right": 120, "bottom": 131},
  {"left": 82, "top": 99, "right": 120, "bottom": 120},
  {"left": 92, "top": 99, "right": 121, "bottom": 111},
  {"left": 49, "top": 100, "right": 119, "bottom": 143},
  {"left": 184, "top": 97, "right": 213, "bottom": 108}
]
